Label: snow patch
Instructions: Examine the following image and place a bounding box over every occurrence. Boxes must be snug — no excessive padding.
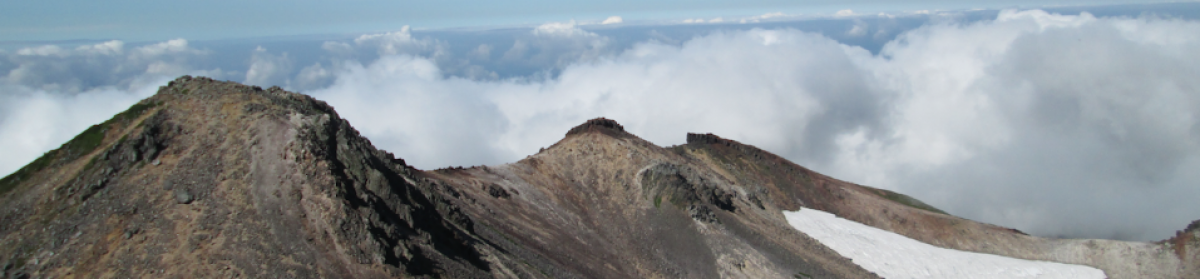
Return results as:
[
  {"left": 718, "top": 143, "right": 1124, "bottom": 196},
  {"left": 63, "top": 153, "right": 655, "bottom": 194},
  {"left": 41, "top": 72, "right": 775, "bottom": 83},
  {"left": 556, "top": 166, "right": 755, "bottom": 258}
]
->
[{"left": 784, "top": 208, "right": 1106, "bottom": 279}]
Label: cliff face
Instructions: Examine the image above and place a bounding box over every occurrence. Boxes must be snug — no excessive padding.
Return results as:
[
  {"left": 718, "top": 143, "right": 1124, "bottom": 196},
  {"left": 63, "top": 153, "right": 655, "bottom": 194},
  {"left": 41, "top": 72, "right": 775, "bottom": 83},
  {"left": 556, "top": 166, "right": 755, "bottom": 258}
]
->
[{"left": 0, "top": 76, "right": 1195, "bottom": 278}]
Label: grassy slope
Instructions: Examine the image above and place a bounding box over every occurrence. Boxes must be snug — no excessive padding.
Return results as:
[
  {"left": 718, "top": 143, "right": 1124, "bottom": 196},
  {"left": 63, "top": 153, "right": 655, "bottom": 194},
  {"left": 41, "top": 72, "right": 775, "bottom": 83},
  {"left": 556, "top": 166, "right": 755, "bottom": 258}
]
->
[{"left": 0, "top": 101, "right": 159, "bottom": 198}]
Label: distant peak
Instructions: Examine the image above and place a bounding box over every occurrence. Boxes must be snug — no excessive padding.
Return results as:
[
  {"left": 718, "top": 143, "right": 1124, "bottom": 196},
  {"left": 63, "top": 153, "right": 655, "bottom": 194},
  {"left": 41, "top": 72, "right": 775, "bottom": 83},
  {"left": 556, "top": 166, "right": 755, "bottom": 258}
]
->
[
  {"left": 566, "top": 117, "right": 628, "bottom": 137},
  {"left": 686, "top": 133, "right": 730, "bottom": 145},
  {"left": 686, "top": 132, "right": 789, "bottom": 164}
]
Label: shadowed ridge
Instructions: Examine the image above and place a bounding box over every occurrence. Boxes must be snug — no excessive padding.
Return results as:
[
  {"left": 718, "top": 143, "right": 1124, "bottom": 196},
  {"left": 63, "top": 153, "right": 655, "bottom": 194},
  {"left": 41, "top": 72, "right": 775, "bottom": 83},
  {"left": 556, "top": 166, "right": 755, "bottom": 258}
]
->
[
  {"left": 1162, "top": 219, "right": 1200, "bottom": 268},
  {"left": 685, "top": 132, "right": 947, "bottom": 214},
  {"left": 681, "top": 132, "right": 825, "bottom": 211},
  {"left": 686, "top": 132, "right": 724, "bottom": 145},
  {"left": 686, "top": 133, "right": 792, "bottom": 164},
  {"left": 565, "top": 117, "right": 630, "bottom": 138}
]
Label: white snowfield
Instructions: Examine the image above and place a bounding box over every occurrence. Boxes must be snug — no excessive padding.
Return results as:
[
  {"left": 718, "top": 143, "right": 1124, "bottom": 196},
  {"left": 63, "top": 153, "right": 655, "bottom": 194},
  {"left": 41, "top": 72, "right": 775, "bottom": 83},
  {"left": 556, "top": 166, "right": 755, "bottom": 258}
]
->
[{"left": 784, "top": 208, "right": 1107, "bottom": 279}]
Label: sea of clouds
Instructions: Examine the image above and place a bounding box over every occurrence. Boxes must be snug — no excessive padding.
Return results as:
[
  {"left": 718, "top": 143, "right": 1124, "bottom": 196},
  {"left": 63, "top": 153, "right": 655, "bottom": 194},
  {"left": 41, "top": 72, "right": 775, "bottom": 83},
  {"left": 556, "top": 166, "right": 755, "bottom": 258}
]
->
[{"left": 2, "top": 9, "right": 1199, "bottom": 241}]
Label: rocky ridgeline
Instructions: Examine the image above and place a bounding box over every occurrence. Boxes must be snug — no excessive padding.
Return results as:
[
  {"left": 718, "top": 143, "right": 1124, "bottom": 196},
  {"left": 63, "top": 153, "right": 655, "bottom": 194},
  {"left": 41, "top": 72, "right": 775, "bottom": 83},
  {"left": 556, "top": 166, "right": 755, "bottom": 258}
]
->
[
  {"left": 565, "top": 117, "right": 629, "bottom": 138},
  {"left": 686, "top": 132, "right": 787, "bottom": 163},
  {"left": 1, "top": 76, "right": 1198, "bottom": 278}
]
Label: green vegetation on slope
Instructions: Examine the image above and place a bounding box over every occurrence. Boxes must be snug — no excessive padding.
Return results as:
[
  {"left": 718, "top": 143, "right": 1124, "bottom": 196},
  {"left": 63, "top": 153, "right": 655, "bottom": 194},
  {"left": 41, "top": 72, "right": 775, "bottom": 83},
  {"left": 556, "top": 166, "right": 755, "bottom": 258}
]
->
[
  {"left": 0, "top": 150, "right": 58, "bottom": 196},
  {"left": 869, "top": 188, "right": 948, "bottom": 215},
  {"left": 113, "top": 101, "right": 159, "bottom": 122},
  {"left": 0, "top": 100, "right": 160, "bottom": 198}
]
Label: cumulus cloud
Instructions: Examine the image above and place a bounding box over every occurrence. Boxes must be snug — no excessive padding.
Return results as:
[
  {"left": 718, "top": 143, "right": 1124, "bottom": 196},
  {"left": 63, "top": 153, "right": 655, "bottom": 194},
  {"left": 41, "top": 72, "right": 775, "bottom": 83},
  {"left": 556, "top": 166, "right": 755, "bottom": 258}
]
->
[
  {"left": 352, "top": 26, "right": 442, "bottom": 57},
  {"left": 601, "top": 16, "right": 624, "bottom": 25},
  {"left": 4, "top": 39, "right": 213, "bottom": 93},
  {"left": 244, "top": 46, "right": 294, "bottom": 87},
  {"left": 316, "top": 26, "right": 445, "bottom": 66},
  {"left": 74, "top": 40, "right": 124, "bottom": 56},
  {"left": 16, "top": 45, "right": 66, "bottom": 57},
  {"left": 532, "top": 21, "right": 595, "bottom": 38},
  {"left": 497, "top": 21, "right": 613, "bottom": 72},
  {"left": 682, "top": 18, "right": 727, "bottom": 24},
  {"left": 470, "top": 44, "right": 492, "bottom": 60},
  {"left": 848, "top": 20, "right": 869, "bottom": 36},
  {"left": 826, "top": 10, "right": 1200, "bottom": 241},
  {"left": 293, "top": 63, "right": 335, "bottom": 90},
  {"left": 131, "top": 39, "right": 201, "bottom": 59},
  {"left": 740, "top": 12, "right": 789, "bottom": 24},
  {"left": 319, "top": 41, "right": 352, "bottom": 55}
]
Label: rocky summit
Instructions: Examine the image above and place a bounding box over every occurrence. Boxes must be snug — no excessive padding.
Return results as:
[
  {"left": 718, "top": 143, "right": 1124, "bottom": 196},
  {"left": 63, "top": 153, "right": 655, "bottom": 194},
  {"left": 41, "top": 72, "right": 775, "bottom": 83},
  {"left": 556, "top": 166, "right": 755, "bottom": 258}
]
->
[{"left": 0, "top": 76, "right": 1197, "bottom": 278}]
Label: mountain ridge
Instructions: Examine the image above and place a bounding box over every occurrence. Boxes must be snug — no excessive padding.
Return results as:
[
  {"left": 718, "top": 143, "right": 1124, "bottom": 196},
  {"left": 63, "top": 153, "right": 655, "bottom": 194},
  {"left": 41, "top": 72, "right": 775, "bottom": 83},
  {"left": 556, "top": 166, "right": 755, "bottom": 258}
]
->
[{"left": 0, "top": 76, "right": 1195, "bottom": 278}]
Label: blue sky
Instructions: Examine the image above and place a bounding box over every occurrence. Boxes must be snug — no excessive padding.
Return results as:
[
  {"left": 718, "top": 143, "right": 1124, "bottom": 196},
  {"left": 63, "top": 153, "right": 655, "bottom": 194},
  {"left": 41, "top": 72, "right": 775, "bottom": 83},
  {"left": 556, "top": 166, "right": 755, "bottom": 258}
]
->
[
  {"left": 3, "top": 1, "right": 1200, "bottom": 242},
  {"left": 0, "top": 0, "right": 1187, "bottom": 42}
]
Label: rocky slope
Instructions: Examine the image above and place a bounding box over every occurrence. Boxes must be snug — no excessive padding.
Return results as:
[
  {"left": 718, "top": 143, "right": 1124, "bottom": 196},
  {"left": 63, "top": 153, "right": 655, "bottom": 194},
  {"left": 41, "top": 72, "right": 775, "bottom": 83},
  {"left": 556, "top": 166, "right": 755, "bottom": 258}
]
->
[
  {"left": 677, "top": 133, "right": 1199, "bottom": 278},
  {"left": 0, "top": 76, "right": 1195, "bottom": 278}
]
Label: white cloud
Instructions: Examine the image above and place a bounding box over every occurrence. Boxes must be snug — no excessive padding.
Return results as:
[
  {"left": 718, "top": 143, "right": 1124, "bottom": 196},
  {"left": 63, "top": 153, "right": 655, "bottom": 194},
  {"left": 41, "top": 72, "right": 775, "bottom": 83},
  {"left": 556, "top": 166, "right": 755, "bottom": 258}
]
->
[
  {"left": 321, "top": 41, "right": 354, "bottom": 55},
  {"left": 355, "top": 26, "right": 413, "bottom": 54},
  {"left": 532, "top": 21, "right": 595, "bottom": 38},
  {"left": 244, "top": 46, "right": 294, "bottom": 87},
  {"left": 740, "top": 12, "right": 789, "bottom": 24},
  {"left": 16, "top": 45, "right": 65, "bottom": 56},
  {"left": 758, "top": 12, "right": 786, "bottom": 19},
  {"left": 835, "top": 9, "right": 855, "bottom": 17},
  {"left": 500, "top": 21, "right": 613, "bottom": 70},
  {"left": 133, "top": 39, "right": 196, "bottom": 58},
  {"left": 848, "top": 20, "right": 869, "bottom": 36},
  {"left": 74, "top": 40, "right": 124, "bottom": 56},
  {"left": 825, "top": 9, "right": 1200, "bottom": 241},
  {"left": 682, "top": 17, "right": 728, "bottom": 24},
  {"left": 349, "top": 26, "right": 444, "bottom": 57},
  {"left": 293, "top": 63, "right": 334, "bottom": 90},
  {"left": 3, "top": 38, "right": 212, "bottom": 93},
  {"left": 601, "top": 16, "right": 623, "bottom": 25},
  {"left": 470, "top": 44, "right": 492, "bottom": 60}
]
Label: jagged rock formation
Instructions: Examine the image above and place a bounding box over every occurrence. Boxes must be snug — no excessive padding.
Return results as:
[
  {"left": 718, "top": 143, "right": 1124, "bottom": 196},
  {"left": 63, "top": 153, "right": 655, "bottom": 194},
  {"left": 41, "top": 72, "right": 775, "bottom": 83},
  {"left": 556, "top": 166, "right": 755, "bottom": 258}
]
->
[{"left": 0, "top": 76, "right": 1195, "bottom": 278}]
